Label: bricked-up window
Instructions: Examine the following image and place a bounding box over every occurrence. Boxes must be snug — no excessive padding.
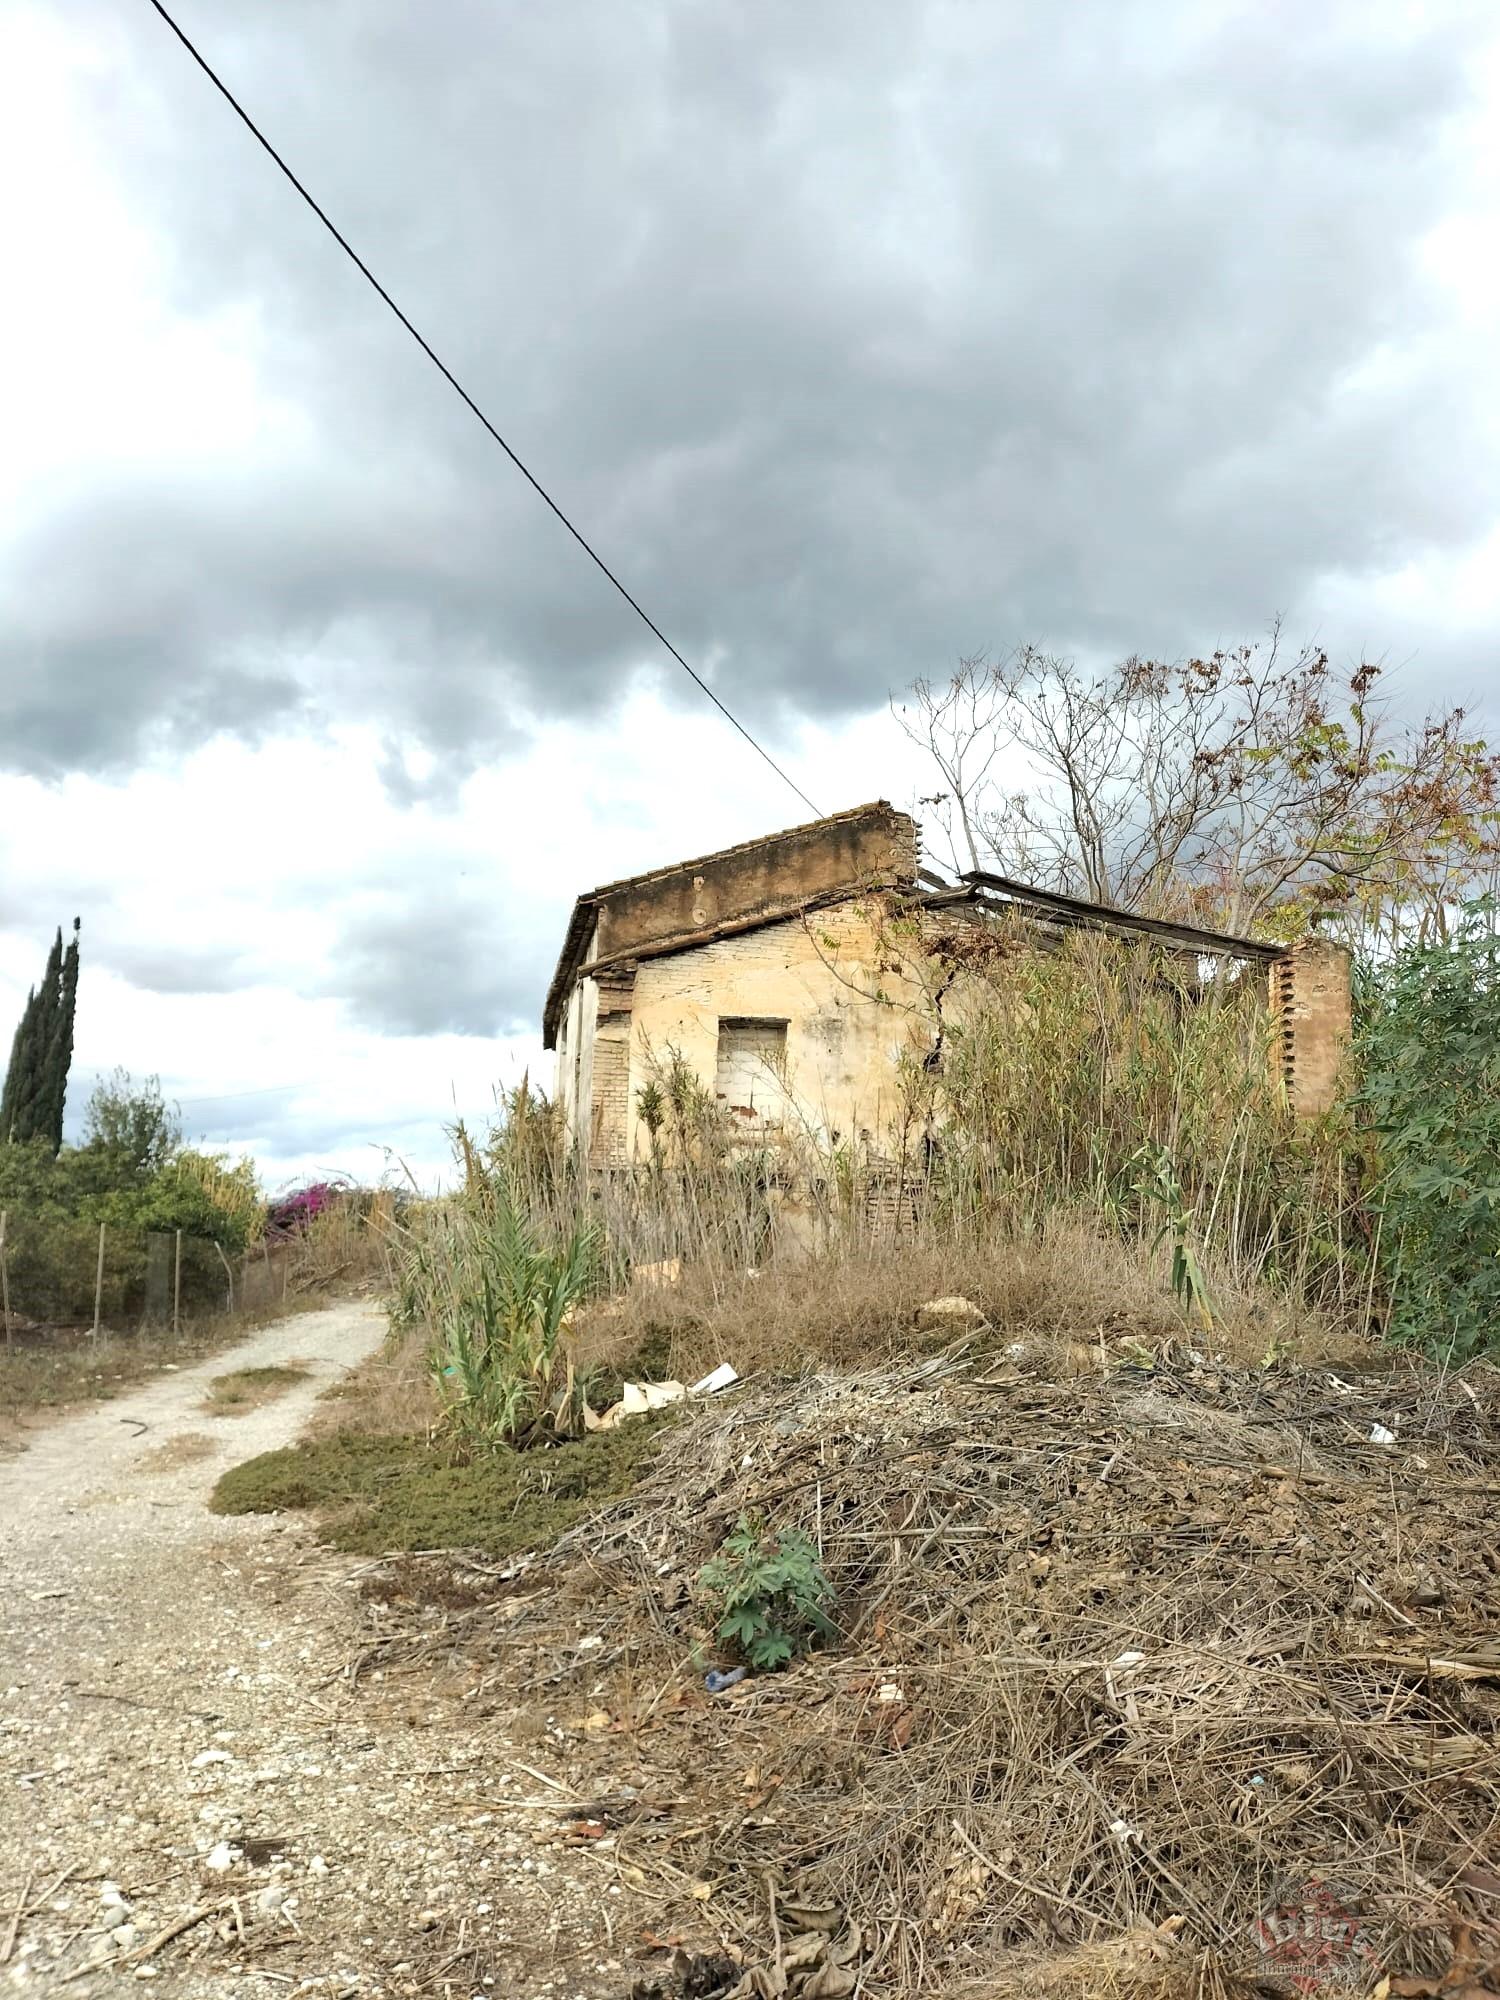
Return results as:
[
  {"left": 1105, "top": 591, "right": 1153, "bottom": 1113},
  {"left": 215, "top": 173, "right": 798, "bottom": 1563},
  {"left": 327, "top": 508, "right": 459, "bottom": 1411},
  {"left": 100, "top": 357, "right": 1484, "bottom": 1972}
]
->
[{"left": 715, "top": 1018, "right": 789, "bottom": 1131}]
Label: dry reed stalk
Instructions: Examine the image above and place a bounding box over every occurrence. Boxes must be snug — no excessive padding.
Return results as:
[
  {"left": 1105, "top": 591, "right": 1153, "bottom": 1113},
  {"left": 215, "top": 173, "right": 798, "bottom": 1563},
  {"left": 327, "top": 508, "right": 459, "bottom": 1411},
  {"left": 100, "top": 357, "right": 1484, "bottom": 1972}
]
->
[
  {"left": 401, "top": 919, "right": 1372, "bottom": 1412},
  {"left": 356, "top": 1349, "right": 1500, "bottom": 1997}
]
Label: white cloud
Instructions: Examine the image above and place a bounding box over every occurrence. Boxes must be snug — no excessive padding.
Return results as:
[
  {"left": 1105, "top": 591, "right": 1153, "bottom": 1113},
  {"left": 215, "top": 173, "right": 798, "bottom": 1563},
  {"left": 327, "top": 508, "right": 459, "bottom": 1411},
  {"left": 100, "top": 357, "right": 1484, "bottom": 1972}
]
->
[
  {"left": 4, "top": 0, "right": 1500, "bottom": 1199},
  {"left": 0, "top": 693, "right": 931, "bottom": 1189}
]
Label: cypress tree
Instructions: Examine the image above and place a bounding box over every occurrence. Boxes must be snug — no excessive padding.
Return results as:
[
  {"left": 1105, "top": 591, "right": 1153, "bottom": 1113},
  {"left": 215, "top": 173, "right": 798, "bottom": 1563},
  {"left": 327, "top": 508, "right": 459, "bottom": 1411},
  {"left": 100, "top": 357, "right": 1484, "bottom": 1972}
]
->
[
  {"left": 1, "top": 985, "right": 42, "bottom": 1143},
  {"left": 38, "top": 920, "right": 80, "bottom": 1152},
  {"left": 1, "top": 920, "right": 81, "bottom": 1150}
]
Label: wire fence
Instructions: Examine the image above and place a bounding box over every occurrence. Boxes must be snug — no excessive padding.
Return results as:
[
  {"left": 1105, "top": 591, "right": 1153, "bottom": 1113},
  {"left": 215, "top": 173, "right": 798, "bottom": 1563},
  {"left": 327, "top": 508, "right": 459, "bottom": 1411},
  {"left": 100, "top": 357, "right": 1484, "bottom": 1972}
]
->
[{"left": 0, "top": 1208, "right": 294, "bottom": 1347}]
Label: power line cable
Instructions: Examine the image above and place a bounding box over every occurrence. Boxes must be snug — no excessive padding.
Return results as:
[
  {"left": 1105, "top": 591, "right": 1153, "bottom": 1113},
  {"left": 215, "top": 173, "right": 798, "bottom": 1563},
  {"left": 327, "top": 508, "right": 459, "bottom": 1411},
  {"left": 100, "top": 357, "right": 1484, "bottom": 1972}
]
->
[
  {"left": 143, "top": 0, "right": 822, "bottom": 821},
  {"left": 170, "top": 1081, "right": 310, "bottom": 1106}
]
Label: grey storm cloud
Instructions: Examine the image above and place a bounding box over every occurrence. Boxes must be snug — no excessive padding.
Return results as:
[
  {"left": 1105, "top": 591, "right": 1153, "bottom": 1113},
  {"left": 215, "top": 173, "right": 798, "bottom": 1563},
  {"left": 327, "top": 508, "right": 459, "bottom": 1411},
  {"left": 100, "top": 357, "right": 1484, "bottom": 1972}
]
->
[
  {"left": 174, "top": 1097, "right": 440, "bottom": 1179},
  {"left": 6, "top": 0, "right": 1497, "bottom": 786},
  {"left": 331, "top": 887, "right": 546, "bottom": 1039}
]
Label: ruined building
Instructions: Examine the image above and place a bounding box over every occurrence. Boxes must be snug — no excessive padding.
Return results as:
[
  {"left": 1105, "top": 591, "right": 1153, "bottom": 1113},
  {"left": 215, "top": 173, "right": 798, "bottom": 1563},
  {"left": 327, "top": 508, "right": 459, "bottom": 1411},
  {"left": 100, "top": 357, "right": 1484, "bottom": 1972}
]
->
[{"left": 543, "top": 802, "right": 1351, "bottom": 1168}]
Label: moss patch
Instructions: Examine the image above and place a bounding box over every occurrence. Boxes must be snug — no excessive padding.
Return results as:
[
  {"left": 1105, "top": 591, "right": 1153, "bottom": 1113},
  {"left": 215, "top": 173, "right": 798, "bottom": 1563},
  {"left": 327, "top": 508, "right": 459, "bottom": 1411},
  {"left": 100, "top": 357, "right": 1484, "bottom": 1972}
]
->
[
  {"left": 210, "top": 1416, "right": 670, "bottom": 1557},
  {"left": 204, "top": 1363, "right": 309, "bottom": 1415}
]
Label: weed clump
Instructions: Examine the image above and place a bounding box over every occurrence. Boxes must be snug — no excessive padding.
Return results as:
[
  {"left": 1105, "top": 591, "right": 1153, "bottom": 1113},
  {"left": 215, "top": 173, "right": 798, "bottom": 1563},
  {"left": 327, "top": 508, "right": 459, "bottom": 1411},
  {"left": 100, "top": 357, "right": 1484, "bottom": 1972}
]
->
[
  {"left": 399, "top": 1138, "right": 599, "bottom": 1446},
  {"left": 210, "top": 1417, "right": 670, "bottom": 1557},
  {"left": 699, "top": 1513, "right": 836, "bottom": 1669},
  {"left": 204, "top": 1363, "right": 308, "bottom": 1414}
]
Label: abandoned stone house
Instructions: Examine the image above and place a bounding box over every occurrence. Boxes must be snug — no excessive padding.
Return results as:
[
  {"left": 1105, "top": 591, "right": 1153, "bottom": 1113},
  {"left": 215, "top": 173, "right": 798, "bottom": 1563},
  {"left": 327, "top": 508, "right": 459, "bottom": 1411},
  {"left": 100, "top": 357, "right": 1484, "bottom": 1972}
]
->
[{"left": 543, "top": 801, "right": 1352, "bottom": 1170}]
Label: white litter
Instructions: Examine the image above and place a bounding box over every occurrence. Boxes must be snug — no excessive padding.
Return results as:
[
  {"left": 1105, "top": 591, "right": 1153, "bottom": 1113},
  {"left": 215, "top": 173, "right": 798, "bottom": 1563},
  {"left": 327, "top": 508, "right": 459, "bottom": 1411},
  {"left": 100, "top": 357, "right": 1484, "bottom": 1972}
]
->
[
  {"left": 690, "top": 1362, "right": 739, "bottom": 1396},
  {"left": 589, "top": 1361, "right": 740, "bottom": 1431},
  {"left": 620, "top": 1379, "right": 687, "bottom": 1416},
  {"left": 1104, "top": 1649, "right": 1148, "bottom": 1715}
]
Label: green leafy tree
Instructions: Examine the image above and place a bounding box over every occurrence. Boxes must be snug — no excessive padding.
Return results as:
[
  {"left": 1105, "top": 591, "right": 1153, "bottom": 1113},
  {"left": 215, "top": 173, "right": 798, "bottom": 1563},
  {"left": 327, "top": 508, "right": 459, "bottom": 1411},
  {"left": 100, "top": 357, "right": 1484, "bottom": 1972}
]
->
[
  {"left": 143, "top": 1151, "right": 264, "bottom": 1253},
  {"left": 82, "top": 1068, "right": 181, "bottom": 1178},
  {"left": 1, "top": 920, "right": 80, "bottom": 1150},
  {"left": 1355, "top": 904, "right": 1500, "bottom": 1358},
  {"left": 0, "top": 1059, "right": 260, "bottom": 1265}
]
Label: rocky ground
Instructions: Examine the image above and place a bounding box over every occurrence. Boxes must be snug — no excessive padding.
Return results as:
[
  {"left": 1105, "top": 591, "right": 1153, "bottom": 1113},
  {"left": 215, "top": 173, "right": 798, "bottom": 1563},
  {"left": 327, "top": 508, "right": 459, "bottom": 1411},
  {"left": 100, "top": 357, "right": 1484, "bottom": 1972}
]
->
[{"left": 0, "top": 1301, "right": 624, "bottom": 1999}]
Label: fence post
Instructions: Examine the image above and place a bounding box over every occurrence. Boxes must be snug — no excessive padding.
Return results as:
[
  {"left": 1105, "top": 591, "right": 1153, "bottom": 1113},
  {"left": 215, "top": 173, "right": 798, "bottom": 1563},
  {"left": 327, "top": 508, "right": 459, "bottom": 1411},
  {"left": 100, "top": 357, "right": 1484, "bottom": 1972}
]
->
[
  {"left": 173, "top": 1229, "right": 183, "bottom": 1337},
  {"left": 214, "top": 1240, "right": 235, "bottom": 1314},
  {"left": 0, "top": 1210, "right": 10, "bottom": 1354},
  {"left": 92, "top": 1222, "right": 106, "bottom": 1336}
]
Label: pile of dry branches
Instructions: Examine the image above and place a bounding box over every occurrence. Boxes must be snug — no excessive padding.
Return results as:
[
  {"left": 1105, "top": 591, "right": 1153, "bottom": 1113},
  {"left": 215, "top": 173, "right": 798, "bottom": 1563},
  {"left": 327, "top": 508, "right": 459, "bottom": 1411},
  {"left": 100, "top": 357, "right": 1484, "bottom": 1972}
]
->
[{"left": 361, "top": 1348, "right": 1500, "bottom": 1998}]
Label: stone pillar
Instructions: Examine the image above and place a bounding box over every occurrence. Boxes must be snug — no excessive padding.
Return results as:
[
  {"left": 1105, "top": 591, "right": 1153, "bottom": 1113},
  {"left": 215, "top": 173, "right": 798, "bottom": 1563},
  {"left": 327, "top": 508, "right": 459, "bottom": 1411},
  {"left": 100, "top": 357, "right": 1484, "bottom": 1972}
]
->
[
  {"left": 590, "top": 967, "right": 636, "bottom": 1167},
  {"left": 1271, "top": 938, "right": 1352, "bottom": 1116}
]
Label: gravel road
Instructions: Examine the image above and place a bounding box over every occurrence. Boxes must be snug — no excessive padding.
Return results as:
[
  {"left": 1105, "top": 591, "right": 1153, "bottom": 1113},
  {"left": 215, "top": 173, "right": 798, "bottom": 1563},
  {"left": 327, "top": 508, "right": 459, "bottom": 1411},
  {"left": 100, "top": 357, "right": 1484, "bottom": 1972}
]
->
[{"left": 0, "top": 1301, "right": 623, "bottom": 1999}]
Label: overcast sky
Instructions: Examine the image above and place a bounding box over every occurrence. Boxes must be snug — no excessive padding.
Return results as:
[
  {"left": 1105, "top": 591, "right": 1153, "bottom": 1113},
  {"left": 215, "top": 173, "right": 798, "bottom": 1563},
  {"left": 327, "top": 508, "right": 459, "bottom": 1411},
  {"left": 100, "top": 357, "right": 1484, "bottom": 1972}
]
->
[{"left": 3, "top": 0, "right": 1498, "bottom": 1188}]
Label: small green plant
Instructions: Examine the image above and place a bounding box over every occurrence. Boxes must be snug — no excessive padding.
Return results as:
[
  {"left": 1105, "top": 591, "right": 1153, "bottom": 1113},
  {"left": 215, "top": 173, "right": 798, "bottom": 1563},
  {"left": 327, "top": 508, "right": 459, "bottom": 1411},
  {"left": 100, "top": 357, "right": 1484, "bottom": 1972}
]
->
[
  {"left": 698, "top": 1513, "right": 836, "bottom": 1670},
  {"left": 1128, "top": 1143, "right": 1216, "bottom": 1330},
  {"left": 635, "top": 1079, "right": 666, "bottom": 1158}
]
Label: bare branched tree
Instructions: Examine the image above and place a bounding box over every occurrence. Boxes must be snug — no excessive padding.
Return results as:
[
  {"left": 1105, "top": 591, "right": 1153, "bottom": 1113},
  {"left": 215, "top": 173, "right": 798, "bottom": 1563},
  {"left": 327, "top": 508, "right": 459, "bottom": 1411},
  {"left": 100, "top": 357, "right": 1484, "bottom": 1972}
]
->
[{"left": 896, "top": 634, "right": 1500, "bottom": 940}]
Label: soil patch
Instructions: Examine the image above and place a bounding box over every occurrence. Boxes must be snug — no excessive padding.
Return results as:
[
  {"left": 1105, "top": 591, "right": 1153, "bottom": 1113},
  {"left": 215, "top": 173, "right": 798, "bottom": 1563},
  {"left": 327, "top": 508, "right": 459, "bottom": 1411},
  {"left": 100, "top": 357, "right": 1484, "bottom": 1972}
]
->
[
  {"left": 1, "top": 1325, "right": 226, "bottom": 1448},
  {"left": 138, "top": 1429, "right": 216, "bottom": 1471},
  {"left": 1, "top": 1288, "right": 359, "bottom": 1448}
]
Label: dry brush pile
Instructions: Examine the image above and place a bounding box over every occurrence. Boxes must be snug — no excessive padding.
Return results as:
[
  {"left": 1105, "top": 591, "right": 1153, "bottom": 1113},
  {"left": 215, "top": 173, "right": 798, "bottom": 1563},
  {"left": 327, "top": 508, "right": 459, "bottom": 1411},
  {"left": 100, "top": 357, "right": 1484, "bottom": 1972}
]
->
[{"left": 357, "top": 1344, "right": 1500, "bottom": 2000}]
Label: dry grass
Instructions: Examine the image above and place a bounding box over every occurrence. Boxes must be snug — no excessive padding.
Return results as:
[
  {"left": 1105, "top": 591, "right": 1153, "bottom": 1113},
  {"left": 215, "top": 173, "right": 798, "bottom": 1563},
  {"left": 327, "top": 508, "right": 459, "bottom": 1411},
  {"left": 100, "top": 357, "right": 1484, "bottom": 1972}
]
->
[
  {"left": 138, "top": 1431, "right": 216, "bottom": 1472},
  {"left": 309, "top": 1324, "right": 438, "bottom": 1438},
  {"left": 973, "top": 1927, "right": 1267, "bottom": 2000},
  {"left": 0, "top": 1283, "right": 360, "bottom": 1447},
  {"left": 284, "top": 1198, "right": 398, "bottom": 1299},
  {"left": 564, "top": 1218, "right": 1376, "bottom": 1394},
  {"left": 0, "top": 1323, "right": 235, "bottom": 1452}
]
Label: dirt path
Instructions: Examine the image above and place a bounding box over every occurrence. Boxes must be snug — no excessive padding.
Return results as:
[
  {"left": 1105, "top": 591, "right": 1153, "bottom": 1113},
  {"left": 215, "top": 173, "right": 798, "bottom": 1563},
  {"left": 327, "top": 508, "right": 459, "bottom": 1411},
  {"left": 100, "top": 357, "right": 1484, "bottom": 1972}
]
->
[{"left": 0, "top": 1302, "right": 621, "bottom": 1999}]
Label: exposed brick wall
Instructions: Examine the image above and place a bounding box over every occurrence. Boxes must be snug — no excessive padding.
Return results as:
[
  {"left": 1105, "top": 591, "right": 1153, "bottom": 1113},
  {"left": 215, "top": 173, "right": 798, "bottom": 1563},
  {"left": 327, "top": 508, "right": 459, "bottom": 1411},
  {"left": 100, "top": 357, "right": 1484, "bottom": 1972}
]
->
[
  {"left": 628, "top": 900, "right": 909, "bottom": 1159},
  {"left": 589, "top": 969, "right": 636, "bottom": 1167},
  {"left": 1271, "top": 938, "right": 1352, "bottom": 1116}
]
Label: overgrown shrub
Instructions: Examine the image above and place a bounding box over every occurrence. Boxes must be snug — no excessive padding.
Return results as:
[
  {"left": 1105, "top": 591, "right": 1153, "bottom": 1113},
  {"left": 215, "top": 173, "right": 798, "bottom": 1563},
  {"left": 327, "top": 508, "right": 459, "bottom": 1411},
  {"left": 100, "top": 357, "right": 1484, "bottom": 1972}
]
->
[
  {"left": 401, "top": 1132, "right": 599, "bottom": 1445},
  {"left": 399, "top": 927, "right": 1368, "bottom": 1365},
  {"left": 82, "top": 1068, "right": 180, "bottom": 1178},
  {"left": 1355, "top": 904, "right": 1500, "bottom": 1358},
  {"left": 910, "top": 928, "right": 1354, "bottom": 1289},
  {"left": 0, "top": 1071, "right": 264, "bottom": 1322}
]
